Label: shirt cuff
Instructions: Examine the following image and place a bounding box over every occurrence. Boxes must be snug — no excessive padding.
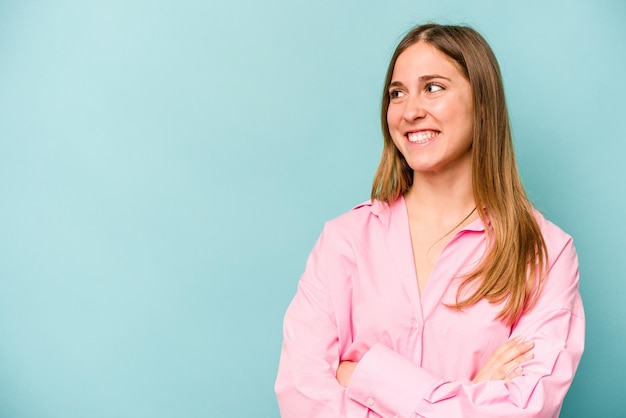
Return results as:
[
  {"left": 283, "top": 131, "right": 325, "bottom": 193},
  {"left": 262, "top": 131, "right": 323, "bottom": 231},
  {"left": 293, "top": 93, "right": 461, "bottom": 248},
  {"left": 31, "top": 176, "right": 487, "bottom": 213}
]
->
[{"left": 346, "top": 343, "right": 442, "bottom": 417}]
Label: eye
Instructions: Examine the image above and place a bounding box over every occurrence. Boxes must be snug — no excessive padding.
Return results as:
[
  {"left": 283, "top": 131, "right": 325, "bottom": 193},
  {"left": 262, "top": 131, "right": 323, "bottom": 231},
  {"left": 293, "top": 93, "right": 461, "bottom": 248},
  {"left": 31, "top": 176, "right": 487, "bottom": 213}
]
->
[
  {"left": 425, "top": 83, "right": 444, "bottom": 93},
  {"left": 389, "top": 89, "right": 405, "bottom": 99}
]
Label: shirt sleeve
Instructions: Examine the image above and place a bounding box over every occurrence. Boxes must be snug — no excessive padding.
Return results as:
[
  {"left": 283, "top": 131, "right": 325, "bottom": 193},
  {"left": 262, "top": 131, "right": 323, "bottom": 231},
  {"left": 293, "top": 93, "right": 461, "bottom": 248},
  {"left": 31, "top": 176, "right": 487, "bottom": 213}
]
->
[
  {"left": 346, "top": 236, "right": 584, "bottom": 418},
  {"left": 275, "top": 224, "right": 369, "bottom": 417}
]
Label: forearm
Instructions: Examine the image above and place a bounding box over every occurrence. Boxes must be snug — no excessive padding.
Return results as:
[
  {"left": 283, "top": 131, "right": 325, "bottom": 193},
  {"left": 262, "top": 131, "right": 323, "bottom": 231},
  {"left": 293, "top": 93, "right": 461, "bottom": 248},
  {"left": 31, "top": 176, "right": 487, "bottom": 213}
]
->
[
  {"left": 276, "top": 336, "right": 374, "bottom": 417},
  {"left": 347, "top": 310, "right": 583, "bottom": 418}
]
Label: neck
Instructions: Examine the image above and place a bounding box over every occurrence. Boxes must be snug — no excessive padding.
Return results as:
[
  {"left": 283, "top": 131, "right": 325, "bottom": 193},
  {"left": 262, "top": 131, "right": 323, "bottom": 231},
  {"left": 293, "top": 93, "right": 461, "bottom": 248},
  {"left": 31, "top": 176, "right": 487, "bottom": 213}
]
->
[{"left": 405, "top": 169, "right": 475, "bottom": 220}]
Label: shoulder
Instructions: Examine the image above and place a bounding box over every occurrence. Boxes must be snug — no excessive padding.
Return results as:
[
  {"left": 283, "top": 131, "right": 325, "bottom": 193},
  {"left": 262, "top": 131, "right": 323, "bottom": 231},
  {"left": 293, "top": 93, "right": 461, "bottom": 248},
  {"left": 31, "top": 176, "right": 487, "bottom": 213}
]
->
[
  {"left": 327, "top": 199, "right": 378, "bottom": 227},
  {"left": 303, "top": 200, "right": 383, "bottom": 276},
  {"left": 323, "top": 198, "right": 397, "bottom": 235},
  {"left": 530, "top": 210, "right": 583, "bottom": 317},
  {"left": 533, "top": 209, "right": 575, "bottom": 256},
  {"left": 533, "top": 209, "right": 580, "bottom": 295},
  {"left": 315, "top": 198, "right": 398, "bottom": 251}
]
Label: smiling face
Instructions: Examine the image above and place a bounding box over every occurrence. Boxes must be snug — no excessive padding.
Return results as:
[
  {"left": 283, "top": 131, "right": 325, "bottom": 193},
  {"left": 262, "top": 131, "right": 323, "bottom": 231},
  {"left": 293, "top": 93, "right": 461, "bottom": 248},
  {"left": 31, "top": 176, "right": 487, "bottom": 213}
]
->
[{"left": 386, "top": 41, "right": 474, "bottom": 180}]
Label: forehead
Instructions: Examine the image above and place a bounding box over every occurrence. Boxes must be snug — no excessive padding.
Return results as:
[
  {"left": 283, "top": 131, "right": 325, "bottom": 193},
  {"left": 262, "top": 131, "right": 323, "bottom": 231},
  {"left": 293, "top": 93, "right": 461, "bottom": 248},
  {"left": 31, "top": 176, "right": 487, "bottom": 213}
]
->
[{"left": 392, "top": 41, "right": 464, "bottom": 80}]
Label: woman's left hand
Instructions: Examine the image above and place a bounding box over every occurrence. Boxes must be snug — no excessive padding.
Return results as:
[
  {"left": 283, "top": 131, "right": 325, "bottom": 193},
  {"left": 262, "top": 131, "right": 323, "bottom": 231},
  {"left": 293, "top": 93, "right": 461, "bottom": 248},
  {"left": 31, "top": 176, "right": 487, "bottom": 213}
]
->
[{"left": 336, "top": 361, "right": 359, "bottom": 387}]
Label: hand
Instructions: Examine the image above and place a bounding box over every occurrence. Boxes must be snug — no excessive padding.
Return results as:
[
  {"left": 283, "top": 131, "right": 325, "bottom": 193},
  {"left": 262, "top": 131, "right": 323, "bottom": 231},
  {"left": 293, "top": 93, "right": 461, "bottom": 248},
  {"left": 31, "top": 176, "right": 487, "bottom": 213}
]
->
[
  {"left": 472, "top": 336, "right": 535, "bottom": 384},
  {"left": 336, "top": 361, "right": 358, "bottom": 387}
]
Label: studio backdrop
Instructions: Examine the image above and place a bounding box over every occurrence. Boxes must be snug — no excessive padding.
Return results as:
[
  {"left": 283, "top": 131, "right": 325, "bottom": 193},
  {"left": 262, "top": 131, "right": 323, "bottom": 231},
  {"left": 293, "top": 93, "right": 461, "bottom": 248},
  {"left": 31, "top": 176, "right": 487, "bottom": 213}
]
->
[{"left": 0, "top": 0, "right": 624, "bottom": 417}]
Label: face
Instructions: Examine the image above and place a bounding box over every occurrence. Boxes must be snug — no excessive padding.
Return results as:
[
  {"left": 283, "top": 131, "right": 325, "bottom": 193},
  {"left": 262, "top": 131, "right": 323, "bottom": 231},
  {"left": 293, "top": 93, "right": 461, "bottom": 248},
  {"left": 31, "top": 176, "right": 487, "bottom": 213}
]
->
[{"left": 387, "top": 41, "right": 474, "bottom": 179}]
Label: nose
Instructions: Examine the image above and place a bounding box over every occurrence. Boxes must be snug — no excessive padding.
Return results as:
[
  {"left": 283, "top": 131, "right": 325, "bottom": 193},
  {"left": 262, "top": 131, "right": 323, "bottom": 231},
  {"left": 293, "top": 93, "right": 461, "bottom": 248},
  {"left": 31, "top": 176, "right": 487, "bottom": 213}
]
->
[{"left": 402, "top": 94, "right": 426, "bottom": 122}]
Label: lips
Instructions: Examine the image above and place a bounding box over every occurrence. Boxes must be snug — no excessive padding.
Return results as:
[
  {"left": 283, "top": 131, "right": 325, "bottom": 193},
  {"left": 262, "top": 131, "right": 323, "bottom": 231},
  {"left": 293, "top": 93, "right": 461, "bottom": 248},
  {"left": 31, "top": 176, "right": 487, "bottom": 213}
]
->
[{"left": 407, "top": 130, "right": 440, "bottom": 144}]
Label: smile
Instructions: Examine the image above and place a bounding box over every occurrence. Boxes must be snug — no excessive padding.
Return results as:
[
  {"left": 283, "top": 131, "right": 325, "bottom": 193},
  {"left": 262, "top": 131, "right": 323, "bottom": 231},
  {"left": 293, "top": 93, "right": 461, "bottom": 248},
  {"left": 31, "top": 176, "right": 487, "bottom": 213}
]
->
[{"left": 407, "top": 130, "right": 440, "bottom": 144}]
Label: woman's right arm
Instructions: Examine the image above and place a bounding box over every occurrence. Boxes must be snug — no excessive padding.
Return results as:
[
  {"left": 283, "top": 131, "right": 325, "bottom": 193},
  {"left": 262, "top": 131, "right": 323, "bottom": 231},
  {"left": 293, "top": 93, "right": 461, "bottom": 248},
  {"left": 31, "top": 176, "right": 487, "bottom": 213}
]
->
[
  {"left": 275, "top": 226, "right": 365, "bottom": 417},
  {"left": 275, "top": 280, "right": 356, "bottom": 416}
]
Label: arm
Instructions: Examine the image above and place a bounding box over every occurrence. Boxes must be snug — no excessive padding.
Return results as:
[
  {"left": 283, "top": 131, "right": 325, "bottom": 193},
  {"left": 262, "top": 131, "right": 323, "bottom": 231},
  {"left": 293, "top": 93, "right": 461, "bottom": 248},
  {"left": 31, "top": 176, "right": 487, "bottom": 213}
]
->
[
  {"left": 277, "top": 227, "right": 538, "bottom": 417},
  {"left": 275, "top": 226, "right": 366, "bottom": 417},
  {"left": 338, "top": 336, "right": 535, "bottom": 387},
  {"left": 345, "top": 237, "right": 584, "bottom": 418}
]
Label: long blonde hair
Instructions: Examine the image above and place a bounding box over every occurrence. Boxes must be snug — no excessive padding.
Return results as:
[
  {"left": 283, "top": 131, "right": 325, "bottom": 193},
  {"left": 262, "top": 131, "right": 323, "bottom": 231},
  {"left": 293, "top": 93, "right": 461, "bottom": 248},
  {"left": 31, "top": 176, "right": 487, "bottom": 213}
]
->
[{"left": 372, "top": 24, "right": 547, "bottom": 326}]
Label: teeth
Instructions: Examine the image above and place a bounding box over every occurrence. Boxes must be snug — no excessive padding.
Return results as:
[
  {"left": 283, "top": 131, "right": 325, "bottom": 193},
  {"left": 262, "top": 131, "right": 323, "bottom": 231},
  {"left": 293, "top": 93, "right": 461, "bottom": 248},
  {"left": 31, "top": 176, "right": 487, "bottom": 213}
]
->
[{"left": 408, "top": 130, "right": 439, "bottom": 143}]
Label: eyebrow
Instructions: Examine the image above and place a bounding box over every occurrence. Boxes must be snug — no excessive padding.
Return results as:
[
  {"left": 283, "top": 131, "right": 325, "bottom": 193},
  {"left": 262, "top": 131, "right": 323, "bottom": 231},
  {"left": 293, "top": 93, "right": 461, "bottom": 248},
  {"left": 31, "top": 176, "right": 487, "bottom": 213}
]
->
[{"left": 388, "top": 75, "right": 452, "bottom": 89}]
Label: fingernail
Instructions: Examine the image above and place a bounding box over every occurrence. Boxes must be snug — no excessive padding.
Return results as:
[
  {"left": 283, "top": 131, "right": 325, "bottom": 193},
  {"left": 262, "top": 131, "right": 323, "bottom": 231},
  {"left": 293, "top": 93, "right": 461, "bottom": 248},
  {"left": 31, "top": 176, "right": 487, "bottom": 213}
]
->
[{"left": 524, "top": 340, "right": 535, "bottom": 347}]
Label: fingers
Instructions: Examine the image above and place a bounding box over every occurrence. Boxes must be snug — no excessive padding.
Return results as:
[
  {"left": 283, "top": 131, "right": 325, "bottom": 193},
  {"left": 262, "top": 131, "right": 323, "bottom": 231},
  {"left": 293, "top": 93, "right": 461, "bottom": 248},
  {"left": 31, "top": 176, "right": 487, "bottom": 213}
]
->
[
  {"left": 504, "top": 366, "right": 523, "bottom": 382},
  {"left": 497, "top": 337, "right": 534, "bottom": 382},
  {"left": 472, "top": 336, "right": 535, "bottom": 384},
  {"left": 501, "top": 350, "right": 534, "bottom": 382},
  {"left": 503, "top": 349, "right": 534, "bottom": 382},
  {"left": 493, "top": 337, "right": 535, "bottom": 365}
]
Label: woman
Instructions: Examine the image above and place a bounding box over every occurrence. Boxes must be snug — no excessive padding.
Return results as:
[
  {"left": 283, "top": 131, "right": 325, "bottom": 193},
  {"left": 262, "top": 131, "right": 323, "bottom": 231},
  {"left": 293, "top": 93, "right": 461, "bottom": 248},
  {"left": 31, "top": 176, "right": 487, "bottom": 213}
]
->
[{"left": 275, "top": 23, "right": 584, "bottom": 417}]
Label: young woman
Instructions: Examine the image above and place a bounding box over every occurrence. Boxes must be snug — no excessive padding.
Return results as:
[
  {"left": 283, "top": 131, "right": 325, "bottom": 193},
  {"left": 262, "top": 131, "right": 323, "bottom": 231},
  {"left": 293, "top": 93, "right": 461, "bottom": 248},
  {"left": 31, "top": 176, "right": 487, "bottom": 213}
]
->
[{"left": 275, "top": 23, "right": 584, "bottom": 417}]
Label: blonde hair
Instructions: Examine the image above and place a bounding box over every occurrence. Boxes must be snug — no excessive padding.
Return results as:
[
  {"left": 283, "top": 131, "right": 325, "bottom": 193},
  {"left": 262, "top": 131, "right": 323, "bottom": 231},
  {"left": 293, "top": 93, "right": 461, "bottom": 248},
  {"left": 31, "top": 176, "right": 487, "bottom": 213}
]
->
[{"left": 372, "top": 24, "right": 547, "bottom": 326}]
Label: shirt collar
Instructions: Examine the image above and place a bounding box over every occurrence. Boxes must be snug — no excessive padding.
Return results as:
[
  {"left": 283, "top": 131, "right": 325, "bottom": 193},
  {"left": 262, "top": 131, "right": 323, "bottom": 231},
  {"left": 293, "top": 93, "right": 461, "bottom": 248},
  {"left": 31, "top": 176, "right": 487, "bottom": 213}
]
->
[{"left": 365, "top": 195, "right": 488, "bottom": 233}]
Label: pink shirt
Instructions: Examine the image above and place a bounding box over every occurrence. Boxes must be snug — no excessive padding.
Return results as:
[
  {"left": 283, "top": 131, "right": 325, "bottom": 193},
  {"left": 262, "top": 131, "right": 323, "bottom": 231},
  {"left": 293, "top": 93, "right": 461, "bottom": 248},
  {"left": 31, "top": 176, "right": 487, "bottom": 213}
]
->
[{"left": 275, "top": 197, "right": 584, "bottom": 417}]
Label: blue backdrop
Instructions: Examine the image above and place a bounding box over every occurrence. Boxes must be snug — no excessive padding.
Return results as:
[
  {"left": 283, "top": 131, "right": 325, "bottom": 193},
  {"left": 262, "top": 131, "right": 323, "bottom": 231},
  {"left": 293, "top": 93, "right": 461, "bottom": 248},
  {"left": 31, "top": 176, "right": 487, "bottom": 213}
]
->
[{"left": 0, "top": 0, "right": 624, "bottom": 416}]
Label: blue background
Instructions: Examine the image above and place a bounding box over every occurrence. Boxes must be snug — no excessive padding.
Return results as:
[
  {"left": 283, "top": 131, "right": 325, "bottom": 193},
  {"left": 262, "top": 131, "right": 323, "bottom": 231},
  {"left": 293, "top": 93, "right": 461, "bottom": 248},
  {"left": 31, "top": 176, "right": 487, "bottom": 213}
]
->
[{"left": 0, "top": 0, "right": 624, "bottom": 416}]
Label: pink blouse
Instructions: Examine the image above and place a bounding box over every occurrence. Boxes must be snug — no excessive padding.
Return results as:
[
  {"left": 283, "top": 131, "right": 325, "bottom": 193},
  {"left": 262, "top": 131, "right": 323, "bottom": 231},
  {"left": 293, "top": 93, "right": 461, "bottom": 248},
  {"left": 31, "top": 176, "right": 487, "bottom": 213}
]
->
[{"left": 276, "top": 197, "right": 584, "bottom": 417}]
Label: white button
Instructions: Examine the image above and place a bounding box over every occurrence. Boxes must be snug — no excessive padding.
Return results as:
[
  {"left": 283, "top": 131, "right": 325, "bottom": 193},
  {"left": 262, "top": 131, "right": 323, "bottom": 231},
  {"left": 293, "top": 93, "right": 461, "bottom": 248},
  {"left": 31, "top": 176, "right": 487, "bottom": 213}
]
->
[{"left": 366, "top": 397, "right": 375, "bottom": 406}]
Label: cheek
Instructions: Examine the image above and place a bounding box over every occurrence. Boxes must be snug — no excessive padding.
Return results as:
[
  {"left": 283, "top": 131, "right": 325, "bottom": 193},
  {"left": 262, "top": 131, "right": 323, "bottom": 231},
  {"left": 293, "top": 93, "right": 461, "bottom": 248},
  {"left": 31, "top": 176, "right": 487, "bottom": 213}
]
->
[
  {"left": 460, "top": 108, "right": 475, "bottom": 141},
  {"left": 439, "top": 101, "right": 474, "bottom": 135},
  {"left": 386, "top": 107, "right": 402, "bottom": 130},
  {"left": 457, "top": 95, "right": 475, "bottom": 133},
  {"left": 431, "top": 99, "right": 458, "bottom": 122}
]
